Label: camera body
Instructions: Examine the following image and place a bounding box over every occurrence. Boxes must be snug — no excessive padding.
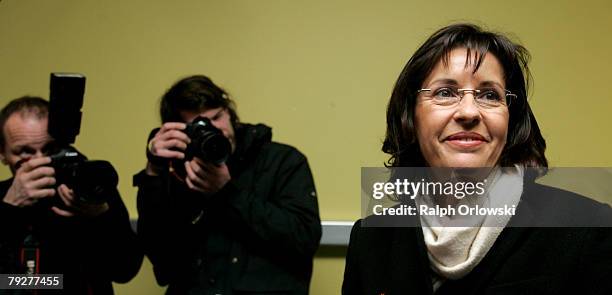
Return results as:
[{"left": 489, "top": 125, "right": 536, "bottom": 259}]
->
[
  {"left": 183, "top": 116, "right": 231, "bottom": 165},
  {"left": 49, "top": 147, "right": 118, "bottom": 204},
  {"left": 47, "top": 73, "right": 118, "bottom": 204}
]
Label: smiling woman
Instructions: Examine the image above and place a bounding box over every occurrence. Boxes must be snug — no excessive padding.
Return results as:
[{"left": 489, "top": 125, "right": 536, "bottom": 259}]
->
[
  {"left": 414, "top": 48, "right": 510, "bottom": 168},
  {"left": 342, "top": 23, "right": 612, "bottom": 295},
  {"left": 382, "top": 24, "right": 546, "bottom": 169}
]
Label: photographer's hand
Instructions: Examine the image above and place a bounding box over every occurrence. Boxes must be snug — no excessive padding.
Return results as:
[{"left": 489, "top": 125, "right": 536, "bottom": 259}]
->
[
  {"left": 3, "top": 157, "right": 56, "bottom": 207},
  {"left": 146, "top": 122, "right": 190, "bottom": 176},
  {"left": 51, "top": 184, "right": 109, "bottom": 217},
  {"left": 184, "top": 157, "right": 231, "bottom": 194}
]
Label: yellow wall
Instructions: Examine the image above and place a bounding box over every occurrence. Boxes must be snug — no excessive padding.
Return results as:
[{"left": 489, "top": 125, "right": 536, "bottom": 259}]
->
[{"left": 1, "top": 0, "right": 611, "bottom": 294}]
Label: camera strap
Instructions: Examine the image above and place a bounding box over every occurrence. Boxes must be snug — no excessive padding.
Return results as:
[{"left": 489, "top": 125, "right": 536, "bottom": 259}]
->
[{"left": 20, "top": 226, "right": 40, "bottom": 275}]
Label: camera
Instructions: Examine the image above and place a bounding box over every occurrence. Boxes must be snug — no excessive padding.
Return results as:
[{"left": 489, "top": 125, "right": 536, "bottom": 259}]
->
[
  {"left": 47, "top": 73, "right": 118, "bottom": 204},
  {"left": 183, "top": 116, "right": 231, "bottom": 165},
  {"left": 49, "top": 147, "right": 118, "bottom": 204}
]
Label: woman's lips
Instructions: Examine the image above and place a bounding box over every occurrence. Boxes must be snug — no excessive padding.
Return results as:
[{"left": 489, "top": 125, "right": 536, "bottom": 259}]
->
[{"left": 444, "top": 132, "right": 487, "bottom": 149}]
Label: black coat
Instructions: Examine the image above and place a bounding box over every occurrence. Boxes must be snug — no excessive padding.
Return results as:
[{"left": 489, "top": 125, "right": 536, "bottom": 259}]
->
[
  {"left": 0, "top": 178, "right": 143, "bottom": 294},
  {"left": 342, "top": 182, "right": 612, "bottom": 295},
  {"left": 134, "top": 123, "right": 321, "bottom": 295}
]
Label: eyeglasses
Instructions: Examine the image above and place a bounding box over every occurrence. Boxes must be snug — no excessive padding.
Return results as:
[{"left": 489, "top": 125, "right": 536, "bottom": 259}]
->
[{"left": 416, "top": 86, "right": 516, "bottom": 109}]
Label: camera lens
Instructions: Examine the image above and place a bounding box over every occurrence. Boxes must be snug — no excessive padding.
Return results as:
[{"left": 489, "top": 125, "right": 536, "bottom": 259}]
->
[
  {"left": 197, "top": 132, "right": 231, "bottom": 164},
  {"left": 185, "top": 116, "right": 231, "bottom": 164}
]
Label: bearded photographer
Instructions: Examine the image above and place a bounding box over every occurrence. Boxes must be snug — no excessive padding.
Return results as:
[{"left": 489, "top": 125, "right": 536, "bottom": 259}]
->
[
  {"left": 0, "top": 96, "right": 143, "bottom": 294},
  {"left": 134, "top": 75, "right": 321, "bottom": 295}
]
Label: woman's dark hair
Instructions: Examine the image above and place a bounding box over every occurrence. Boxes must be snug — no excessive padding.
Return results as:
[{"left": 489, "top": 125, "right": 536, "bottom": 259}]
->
[
  {"left": 383, "top": 23, "right": 547, "bottom": 168},
  {"left": 160, "top": 75, "right": 240, "bottom": 128}
]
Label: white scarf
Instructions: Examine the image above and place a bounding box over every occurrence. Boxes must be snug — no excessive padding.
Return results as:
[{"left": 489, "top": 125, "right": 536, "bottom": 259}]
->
[{"left": 419, "top": 166, "right": 524, "bottom": 288}]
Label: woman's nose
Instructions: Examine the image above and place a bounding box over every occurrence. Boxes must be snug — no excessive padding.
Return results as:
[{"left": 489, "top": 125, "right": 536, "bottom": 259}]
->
[{"left": 453, "top": 94, "right": 482, "bottom": 125}]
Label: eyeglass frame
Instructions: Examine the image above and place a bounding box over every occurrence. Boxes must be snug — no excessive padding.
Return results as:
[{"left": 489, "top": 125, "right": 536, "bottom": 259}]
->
[{"left": 416, "top": 87, "right": 517, "bottom": 108}]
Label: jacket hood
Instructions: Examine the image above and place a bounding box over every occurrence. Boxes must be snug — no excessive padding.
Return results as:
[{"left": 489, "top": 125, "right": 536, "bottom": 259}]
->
[{"left": 231, "top": 123, "right": 272, "bottom": 164}]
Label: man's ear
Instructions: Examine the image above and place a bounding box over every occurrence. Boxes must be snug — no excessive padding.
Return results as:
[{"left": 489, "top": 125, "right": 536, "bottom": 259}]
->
[
  {"left": 0, "top": 139, "right": 7, "bottom": 165},
  {"left": 0, "top": 150, "right": 7, "bottom": 165},
  {"left": 0, "top": 128, "right": 6, "bottom": 165}
]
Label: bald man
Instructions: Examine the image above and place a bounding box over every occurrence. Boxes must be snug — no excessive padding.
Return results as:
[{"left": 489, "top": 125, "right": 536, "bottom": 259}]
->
[{"left": 0, "top": 96, "right": 142, "bottom": 294}]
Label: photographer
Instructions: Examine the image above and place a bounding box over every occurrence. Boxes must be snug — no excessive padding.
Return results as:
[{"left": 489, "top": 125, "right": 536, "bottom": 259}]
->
[
  {"left": 134, "top": 75, "right": 321, "bottom": 295},
  {"left": 0, "top": 96, "right": 143, "bottom": 294}
]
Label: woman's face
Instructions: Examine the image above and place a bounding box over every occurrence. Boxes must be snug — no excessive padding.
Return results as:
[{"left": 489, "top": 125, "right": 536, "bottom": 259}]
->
[{"left": 414, "top": 48, "right": 509, "bottom": 168}]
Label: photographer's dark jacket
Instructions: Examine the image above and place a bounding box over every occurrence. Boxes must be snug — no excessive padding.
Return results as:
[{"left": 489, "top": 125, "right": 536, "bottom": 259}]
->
[
  {"left": 0, "top": 180, "right": 143, "bottom": 294},
  {"left": 134, "top": 123, "right": 322, "bottom": 295},
  {"left": 342, "top": 182, "right": 612, "bottom": 295}
]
